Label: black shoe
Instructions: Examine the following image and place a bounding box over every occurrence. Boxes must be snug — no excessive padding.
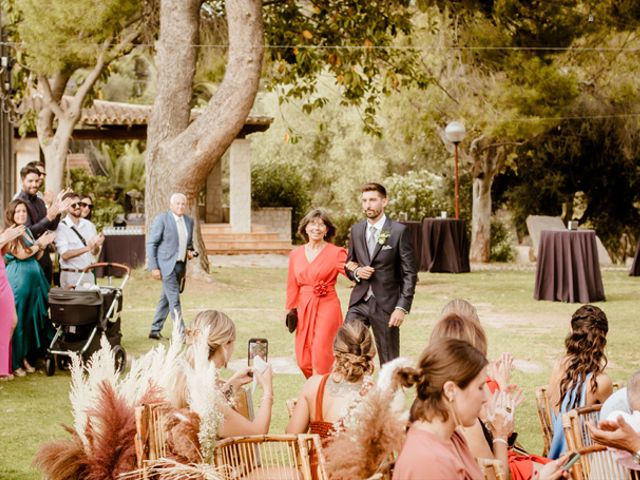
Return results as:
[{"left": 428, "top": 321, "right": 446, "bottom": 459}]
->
[{"left": 148, "top": 332, "right": 163, "bottom": 340}]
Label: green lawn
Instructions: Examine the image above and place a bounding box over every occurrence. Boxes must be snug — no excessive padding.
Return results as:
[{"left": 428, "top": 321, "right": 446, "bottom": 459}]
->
[{"left": 1, "top": 266, "right": 639, "bottom": 479}]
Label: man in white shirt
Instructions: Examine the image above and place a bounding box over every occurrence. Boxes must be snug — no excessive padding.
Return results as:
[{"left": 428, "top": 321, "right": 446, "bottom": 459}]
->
[{"left": 55, "top": 192, "right": 104, "bottom": 289}]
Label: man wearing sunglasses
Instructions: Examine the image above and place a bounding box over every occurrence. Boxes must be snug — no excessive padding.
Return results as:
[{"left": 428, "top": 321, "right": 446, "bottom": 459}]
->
[{"left": 55, "top": 192, "right": 104, "bottom": 289}]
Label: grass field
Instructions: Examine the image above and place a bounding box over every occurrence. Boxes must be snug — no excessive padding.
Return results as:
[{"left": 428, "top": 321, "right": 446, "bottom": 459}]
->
[{"left": 1, "top": 265, "right": 638, "bottom": 479}]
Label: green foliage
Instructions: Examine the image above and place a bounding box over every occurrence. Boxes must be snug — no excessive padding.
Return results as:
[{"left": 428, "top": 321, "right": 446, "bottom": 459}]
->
[
  {"left": 490, "top": 218, "right": 515, "bottom": 262},
  {"left": 69, "top": 168, "right": 124, "bottom": 231},
  {"left": 331, "top": 212, "right": 362, "bottom": 249},
  {"left": 500, "top": 102, "right": 640, "bottom": 262},
  {"left": 251, "top": 161, "right": 312, "bottom": 242},
  {"left": 16, "top": 0, "right": 145, "bottom": 75},
  {"left": 263, "top": 0, "right": 430, "bottom": 136},
  {"left": 384, "top": 170, "right": 449, "bottom": 220},
  {"left": 90, "top": 140, "right": 146, "bottom": 193}
]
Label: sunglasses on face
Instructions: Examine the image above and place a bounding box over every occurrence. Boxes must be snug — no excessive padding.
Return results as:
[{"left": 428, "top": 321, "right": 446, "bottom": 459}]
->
[
  {"left": 69, "top": 203, "right": 80, "bottom": 209},
  {"left": 78, "top": 202, "right": 93, "bottom": 209}
]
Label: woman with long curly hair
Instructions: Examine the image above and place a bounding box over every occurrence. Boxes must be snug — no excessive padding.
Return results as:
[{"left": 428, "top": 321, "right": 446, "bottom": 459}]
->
[
  {"left": 286, "top": 320, "right": 376, "bottom": 440},
  {"left": 547, "top": 304, "right": 613, "bottom": 459}
]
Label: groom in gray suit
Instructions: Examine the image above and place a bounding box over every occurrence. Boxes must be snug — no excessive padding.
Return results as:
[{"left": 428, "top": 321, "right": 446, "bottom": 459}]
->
[
  {"left": 345, "top": 183, "right": 417, "bottom": 364},
  {"left": 147, "top": 193, "right": 195, "bottom": 339}
]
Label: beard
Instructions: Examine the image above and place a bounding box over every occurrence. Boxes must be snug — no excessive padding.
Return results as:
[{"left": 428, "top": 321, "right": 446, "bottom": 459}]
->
[{"left": 364, "top": 208, "right": 382, "bottom": 219}]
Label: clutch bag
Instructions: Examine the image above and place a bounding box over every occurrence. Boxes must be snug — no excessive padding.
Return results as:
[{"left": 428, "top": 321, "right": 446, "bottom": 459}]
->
[{"left": 285, "top": 308, "right": 298, "bottom": 333}]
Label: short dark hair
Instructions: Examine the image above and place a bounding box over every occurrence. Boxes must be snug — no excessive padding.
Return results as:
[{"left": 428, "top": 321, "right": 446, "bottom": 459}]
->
[
  {"left": 20, "top": 165, "right": 40, "bottom": 179},
  {"left": 62, "top": 191, "right": 79, "bottom": 201},
  {"left": 297, "top": 209, "right": 337, "bottom": 242},
  {"left": 361, "top": 182, "right": 387, "bottom": 198}
]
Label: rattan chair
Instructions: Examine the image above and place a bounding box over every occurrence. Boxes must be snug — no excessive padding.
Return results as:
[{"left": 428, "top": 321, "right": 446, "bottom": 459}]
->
[
  {"left": 477, "top": 458, "right": 506, "bottom": 480},
  {"left": 213, "top": 433, "right": 327, "bottom": 480},
  {"left": 133, "top": 402, "right": 172, "bottom": 479},
  {"left": 535, "top": 385, "right": 554, "bottom": 456},
  {"left": 562, "top": 404, "right": 638, "bottom": 480}
]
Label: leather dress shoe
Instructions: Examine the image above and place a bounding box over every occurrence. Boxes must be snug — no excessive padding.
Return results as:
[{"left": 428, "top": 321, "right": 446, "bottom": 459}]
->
[{"left": 148, "top": 332, "right": 163, "bottom": 340}]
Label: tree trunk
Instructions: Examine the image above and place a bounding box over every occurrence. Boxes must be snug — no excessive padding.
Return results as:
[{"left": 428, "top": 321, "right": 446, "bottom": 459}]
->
[
  {"left": 145, "top": 0, "right": 264, "bottom": 276},
  {"left": 39, "top": 116, "right": 76, "bottom": 193},
  {"left": 470, "top": 174, "right": 493, "bottom": 263}
]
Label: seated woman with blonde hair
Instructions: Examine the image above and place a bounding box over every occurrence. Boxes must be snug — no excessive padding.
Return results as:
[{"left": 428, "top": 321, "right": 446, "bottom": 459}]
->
[
  {"left": 173, "top": 309, "right": 274, "bottom": 438},
  {"left": 286, "top": 320, "right": 376, "bottom": 441}
]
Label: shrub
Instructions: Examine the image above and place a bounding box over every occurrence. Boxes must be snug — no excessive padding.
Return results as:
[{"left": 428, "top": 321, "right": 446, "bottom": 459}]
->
[
  {"left": 251, "top": 161, "right": 311, "bottom": 242},
  {"left": 69, "top": 168, "right": 124, "bottom": 231},
  {"left": 331, "top": 211, "right": 362, "bottom": 249},
  {"left": 490, "top": 218, "right": 515, "bottom": 263},
  {"left": 384, "top": 170, "right": 449, "bottom": 220}
]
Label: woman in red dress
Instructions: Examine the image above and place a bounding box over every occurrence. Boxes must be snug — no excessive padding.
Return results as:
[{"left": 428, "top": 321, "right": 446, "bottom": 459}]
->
[{"left": 286, "top": 209, "right": 347, "bottom": 378}]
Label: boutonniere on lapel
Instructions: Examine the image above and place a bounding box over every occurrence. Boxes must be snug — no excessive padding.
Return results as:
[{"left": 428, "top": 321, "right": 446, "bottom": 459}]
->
[{"left": 378, "top": 229, "right": 391, "bottom": 245}]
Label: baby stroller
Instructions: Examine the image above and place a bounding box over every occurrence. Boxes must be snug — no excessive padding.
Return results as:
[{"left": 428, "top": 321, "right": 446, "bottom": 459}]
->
[{"left": 45, "top": 262, "right": 130, "bottom": 376}]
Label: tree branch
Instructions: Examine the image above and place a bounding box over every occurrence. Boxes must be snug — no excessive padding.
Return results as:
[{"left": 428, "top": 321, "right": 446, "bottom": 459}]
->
[
  {"left": 37, "top": 75, "right": 65, "bottom": 119},
  {"left": 69, "top": 40, "right": 109, "bottom": 117}
]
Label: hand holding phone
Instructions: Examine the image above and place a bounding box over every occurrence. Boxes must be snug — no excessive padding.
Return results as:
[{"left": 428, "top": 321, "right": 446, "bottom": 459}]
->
[
  {"left": 248, "top": 338, "right": 268, "bottom": 367},
  {"left": 562, "top": 451, "right": 580, "bottom": 472}
]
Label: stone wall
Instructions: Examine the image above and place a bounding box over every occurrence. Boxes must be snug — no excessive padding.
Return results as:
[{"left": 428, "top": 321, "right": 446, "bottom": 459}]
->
[{"left": 253, "top": 207, "right": 292, "bottom": 240}]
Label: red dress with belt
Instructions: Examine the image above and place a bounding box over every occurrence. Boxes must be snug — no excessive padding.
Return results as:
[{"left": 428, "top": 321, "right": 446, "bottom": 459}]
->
[{"left": 286, "top": 244, "right": 347, "bottom": 378}]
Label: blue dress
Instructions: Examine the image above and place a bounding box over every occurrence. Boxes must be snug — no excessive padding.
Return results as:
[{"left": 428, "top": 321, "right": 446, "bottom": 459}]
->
[
  {"left": 549, "top": 373, "right": 592, "bottom": 459},
  {"left": 4, "top": 230, "right": 52, "bottom": 370}
]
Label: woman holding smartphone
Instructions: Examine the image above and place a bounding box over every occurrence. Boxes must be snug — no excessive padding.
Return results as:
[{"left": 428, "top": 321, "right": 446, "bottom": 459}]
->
[
  {"left": 2, "top": 200, "right": 56, "bottom": 376},
  {"left": 172, "top": 310, "right": 274, "bottom": 438}
]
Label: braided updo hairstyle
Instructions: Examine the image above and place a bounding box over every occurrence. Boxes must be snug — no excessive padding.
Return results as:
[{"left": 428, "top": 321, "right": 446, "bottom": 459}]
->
[
  {"left": 331, "top": 321, "right": 376, "bottom": 383},
  {"left": 395, "top": 338, "right": 488, "bottom": 423},
  {"left": 558, "top": 304, "right": 608, "bottom": 409}
]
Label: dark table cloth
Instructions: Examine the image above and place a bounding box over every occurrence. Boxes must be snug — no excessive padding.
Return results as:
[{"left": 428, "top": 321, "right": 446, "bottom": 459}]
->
[
  {"left": 420, "top": 218, "right": 470, "bottom": 273},
  {"left": 399, "top": 221, "right": 423, "bottom": 272},
  {"left": 630, "top": 241, "right": 640, "bottom": 276},
  {"left": 97, "top": 234, "right": 146, "bottom": 277},
  {"left": 534, "top": 229, "right": 605, "bottom": 303}
]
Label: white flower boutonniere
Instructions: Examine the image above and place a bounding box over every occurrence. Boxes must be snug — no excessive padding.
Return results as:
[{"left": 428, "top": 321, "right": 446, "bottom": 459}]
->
[{"left": 378, "top": 229, "right": 391, "bottom": 245}]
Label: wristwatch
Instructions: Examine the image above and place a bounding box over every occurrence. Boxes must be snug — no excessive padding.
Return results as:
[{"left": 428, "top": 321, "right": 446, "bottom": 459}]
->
[{"left": 633, "top": 450, "right": 640, "bottom": 464}]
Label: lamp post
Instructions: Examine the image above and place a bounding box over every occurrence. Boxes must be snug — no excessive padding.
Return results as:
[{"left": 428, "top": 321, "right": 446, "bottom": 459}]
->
[{"left": 445, "top": 121, "right": 466, "bottom": 219}]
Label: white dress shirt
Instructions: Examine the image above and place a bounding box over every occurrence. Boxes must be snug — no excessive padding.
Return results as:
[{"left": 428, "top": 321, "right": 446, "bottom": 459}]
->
[
  {"left": 172, "top": 212, "right": 188, "bottom": 262},
  {"left": 55, "top": 216, "right": 99, "bottom": 288}
]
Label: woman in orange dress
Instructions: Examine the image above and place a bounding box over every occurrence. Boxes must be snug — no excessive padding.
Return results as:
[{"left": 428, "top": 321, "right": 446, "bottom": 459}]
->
[{"left": 286, "top": 209, "right": 347, "bottom": 378}]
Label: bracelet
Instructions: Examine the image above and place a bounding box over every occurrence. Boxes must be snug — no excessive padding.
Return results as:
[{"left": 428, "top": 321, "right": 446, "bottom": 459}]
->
[{"left": 492, "top": 438, "right": 509, "bottom": 447}]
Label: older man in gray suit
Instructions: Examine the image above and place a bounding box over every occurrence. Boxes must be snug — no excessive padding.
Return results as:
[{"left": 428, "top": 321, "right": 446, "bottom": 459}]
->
[{"left": 147, "top": 193, "right": 195, "bottom": 339}]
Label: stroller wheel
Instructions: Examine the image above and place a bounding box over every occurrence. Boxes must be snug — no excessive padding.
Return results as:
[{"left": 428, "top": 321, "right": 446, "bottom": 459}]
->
[
  {"left": 113, "top": 345, "right": 126, "bottom": 374},
  {"left": 45, "top": 355, "right": 56, "bottom": 377}
]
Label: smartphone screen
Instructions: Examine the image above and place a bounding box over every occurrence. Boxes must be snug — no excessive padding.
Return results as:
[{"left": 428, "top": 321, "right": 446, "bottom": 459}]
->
[
  {"left": 248, "top": 338, "right": 268, "bottom": 367},
  {"left": 563, "top": 451, "right": 581, "bottom": 471}
]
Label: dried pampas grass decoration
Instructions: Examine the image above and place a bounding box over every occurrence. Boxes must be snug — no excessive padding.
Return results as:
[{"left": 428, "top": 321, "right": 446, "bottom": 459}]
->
[
  {"left": 182, "top": 326, "right": 225, "bottom": 463},
  {"left": 325, "top": 359, "right": 411, "bottom": 479},
  {"left": 33, "top": 425, "right": 89, "bottom": 480}
]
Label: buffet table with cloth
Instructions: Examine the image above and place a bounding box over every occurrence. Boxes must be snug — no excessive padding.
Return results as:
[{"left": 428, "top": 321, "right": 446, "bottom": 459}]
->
[
  {"left": 630, "top": 241, "right": 640, "bottom": 276},
  {"left": 534, "top": 229, "right": 605, "bottom": 303},
  {"left": 399, "top": 220, "right": 423, "bottom": 272},
  {"left": 97, "top": 233, "right": 146, "bottom": 277},
  {"left": 420, "top": 218, "right": 470, "bottom": 273}
]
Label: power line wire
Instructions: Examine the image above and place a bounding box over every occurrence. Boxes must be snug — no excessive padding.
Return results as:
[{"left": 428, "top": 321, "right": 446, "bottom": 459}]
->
[{"left": 1, "top": 40, "right": 640, "bottom": 52}]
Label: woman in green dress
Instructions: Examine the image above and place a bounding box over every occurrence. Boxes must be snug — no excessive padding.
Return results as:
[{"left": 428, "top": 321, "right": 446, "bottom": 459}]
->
[{"left": 2, "top": 200, "right": 56, "bottom": 376}]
